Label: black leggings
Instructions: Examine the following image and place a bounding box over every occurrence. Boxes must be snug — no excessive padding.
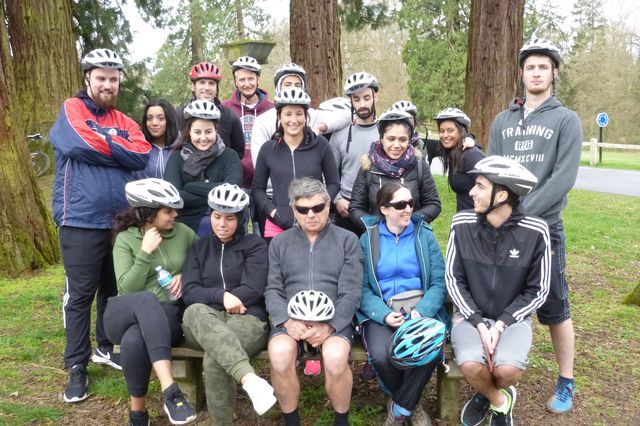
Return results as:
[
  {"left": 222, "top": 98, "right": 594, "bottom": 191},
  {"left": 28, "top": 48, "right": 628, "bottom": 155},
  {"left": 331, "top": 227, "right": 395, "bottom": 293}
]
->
[
  {"left": 362, "top": 320, "right": 438, "bottom": 410},
  {"left": 104, "top": 292, "right": 184, "bottom": 397}
]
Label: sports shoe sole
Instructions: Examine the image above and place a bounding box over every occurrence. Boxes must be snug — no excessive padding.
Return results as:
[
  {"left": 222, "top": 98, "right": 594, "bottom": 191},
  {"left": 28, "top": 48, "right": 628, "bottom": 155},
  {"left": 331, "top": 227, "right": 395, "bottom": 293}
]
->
[
  {"left": 63, "top": 377, "right": 89, "bottom": 403},
  {"left": 91, "top": 353, "right": 122, "bottom": 371},
  {"left": 163, "top": 404, "right": 197, "bottom": 425},
  {"left": 546, "top": 397, "right": 573, "bottom": 414}
]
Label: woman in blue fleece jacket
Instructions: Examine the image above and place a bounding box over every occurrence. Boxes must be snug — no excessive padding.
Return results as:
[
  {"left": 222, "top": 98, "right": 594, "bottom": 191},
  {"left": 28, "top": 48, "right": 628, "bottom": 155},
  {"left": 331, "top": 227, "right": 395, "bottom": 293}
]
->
[{"left": 357, "top": 182, "right": 448, "bottom": 425}]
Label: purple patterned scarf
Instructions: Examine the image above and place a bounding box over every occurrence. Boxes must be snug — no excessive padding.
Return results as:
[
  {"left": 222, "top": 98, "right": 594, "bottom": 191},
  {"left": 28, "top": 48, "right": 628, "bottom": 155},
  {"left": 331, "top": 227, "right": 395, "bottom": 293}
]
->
[{"left": 367, "top": 141, "right": 416, "bottom": 178}]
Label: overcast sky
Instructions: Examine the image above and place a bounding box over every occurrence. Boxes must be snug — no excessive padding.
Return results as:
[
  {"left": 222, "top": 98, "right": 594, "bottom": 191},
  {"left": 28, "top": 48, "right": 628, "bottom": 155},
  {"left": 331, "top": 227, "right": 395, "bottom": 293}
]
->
[{"left": 124, "top": 0, "right": 640, "bottom": 63}]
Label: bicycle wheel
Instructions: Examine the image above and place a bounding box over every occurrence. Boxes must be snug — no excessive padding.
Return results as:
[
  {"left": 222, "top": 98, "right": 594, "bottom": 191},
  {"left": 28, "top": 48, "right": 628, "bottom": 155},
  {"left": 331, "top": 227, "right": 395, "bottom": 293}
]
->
[{"left": 30, "top": 151, "right": 51, "bottom": 177}]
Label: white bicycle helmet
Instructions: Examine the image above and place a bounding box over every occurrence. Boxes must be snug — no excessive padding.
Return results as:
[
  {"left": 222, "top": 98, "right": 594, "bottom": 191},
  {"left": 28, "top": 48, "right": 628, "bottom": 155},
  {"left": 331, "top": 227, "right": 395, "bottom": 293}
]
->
[
  {"left": 468, "top": 156, "right": 538, "bottom": 196},
  {"left": 435, "top": 107, "right": 471, "bottom": 130},
  {"left": 274, "top": 88, "right": 311, "bottom": 109},
  {"left": 287, "top": 290, "right": 335, "bottom": 321},
  {"left": 207, "top": 183, "right": 250, "bottom": 213},
  {"left": 391, "top": 100, "right": 418, "bottom": 115},
  {"left": 125, "top": 179, "right": 184, "bottom": 209},
  {"left": 318, "top": 97, "right": 351, "bottom": 113},
  {"left": 232, "top": 56, "right": 261, "bottom": 75},
  {"left": 274, "top": 63, "right": 307, "bottom": 91},
  {"left": 519, "top": 36, "right": 561, "bottom": 68},
  {"left": 377, "top": 108, "right": 414, "bottom": 135},
  {"left": 184, "top": 100, "right": 221, "bottom": 120},
  {"left": 344, "top": 72, "right": 379, "bottom": 95},
  {"left": 81, "top": 48, "right": 124, "bottom": 72}
]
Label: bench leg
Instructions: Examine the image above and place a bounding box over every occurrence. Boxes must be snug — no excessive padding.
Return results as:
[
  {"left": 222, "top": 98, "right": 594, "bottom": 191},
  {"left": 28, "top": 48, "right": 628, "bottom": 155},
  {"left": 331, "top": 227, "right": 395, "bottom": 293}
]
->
[
  {"left": 172, "top": 357, "right": 205, "bottom": 411},
  {"left": 437, "top": 363, "right": 462, "bottom": 425}
]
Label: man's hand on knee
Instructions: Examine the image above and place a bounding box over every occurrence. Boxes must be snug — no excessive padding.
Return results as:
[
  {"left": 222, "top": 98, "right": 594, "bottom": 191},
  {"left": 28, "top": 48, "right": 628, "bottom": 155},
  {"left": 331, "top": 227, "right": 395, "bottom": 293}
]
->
[
  {"left": 301, "top": 322, "right": 335, "bottom": 348},
  {"left": 283, "top": 319, "right": 308, "bottom": 340}
]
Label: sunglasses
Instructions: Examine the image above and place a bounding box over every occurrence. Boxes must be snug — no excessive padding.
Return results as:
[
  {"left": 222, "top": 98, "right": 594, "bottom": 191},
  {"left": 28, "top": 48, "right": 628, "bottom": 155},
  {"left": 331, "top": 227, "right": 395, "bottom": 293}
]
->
[
  {"left": 294, "top": 202, "right": 327, "bottom": 215},
  {"left": 385, "top": 199, "right": 414, "bottom": 210}
]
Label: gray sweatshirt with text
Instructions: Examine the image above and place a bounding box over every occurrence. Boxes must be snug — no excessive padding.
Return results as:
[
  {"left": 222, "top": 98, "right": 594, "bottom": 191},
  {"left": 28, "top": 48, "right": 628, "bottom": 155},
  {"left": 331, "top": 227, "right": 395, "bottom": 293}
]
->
[{"left": 488, "top": 96, "right": 582, "bottom": 224}]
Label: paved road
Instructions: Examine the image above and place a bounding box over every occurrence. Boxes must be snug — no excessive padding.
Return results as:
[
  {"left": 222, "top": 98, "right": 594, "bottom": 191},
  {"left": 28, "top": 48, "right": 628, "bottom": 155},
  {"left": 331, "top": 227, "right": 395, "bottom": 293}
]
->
[
  {"left": 430, "top": 159, "right": 640, "bottom": 197},
  {"left": 573, "top": 167, "right": 640, "bottom": 197}
]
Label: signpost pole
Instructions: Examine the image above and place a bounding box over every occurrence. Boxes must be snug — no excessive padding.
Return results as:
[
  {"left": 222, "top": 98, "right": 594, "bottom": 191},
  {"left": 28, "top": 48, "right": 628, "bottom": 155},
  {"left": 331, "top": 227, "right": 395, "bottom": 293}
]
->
[
  {"left": 599, "top": 126, "right": 603, "bottom": 163},
  {"left": 596, "top": 112, "right": 609, "bottom": 164}
]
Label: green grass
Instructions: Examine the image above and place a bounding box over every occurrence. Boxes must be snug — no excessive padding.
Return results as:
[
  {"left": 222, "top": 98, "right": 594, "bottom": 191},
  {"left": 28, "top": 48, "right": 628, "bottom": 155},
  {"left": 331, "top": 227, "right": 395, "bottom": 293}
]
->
[
  {"left": 580, "top": 148, "right": 640, "bottom": 170},
  {"left": 0, "top": 176, "right": 638, "bottom": 424}
]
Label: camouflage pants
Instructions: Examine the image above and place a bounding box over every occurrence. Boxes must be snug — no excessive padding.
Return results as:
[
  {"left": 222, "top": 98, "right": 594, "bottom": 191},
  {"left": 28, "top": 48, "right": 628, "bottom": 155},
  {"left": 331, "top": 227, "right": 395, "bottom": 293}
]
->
[{"left": 182, "top": 303, "right": 269, "bottom": 426}]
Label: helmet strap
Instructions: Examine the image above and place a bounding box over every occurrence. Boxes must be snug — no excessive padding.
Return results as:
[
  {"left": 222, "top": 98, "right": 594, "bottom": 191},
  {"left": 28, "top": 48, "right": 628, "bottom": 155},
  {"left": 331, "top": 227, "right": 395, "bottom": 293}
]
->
[{"left": 481, "top": 184, "right": 508, "bottom": 216}]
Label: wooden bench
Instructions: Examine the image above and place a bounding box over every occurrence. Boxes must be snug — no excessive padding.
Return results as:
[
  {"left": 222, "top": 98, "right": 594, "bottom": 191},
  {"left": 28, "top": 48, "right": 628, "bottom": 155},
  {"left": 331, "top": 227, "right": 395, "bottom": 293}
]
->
[{"left": 164, "top": 341, "right": 463, "bottom": 424}]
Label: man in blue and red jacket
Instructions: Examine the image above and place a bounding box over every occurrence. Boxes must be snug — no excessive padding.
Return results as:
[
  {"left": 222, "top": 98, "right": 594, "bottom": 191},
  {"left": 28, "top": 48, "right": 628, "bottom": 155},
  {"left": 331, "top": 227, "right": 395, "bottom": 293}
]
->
[{"left": 49, "top": 48, "right": 150, "bottom": 404}]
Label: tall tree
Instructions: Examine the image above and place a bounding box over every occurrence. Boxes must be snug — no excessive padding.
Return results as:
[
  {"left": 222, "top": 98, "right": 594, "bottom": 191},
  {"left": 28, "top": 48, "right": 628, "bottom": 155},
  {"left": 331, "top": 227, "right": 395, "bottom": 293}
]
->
[
  {"left": 0, "top": 0, "right": 60, "bottom": 275},
  {"left": 465, "top": 0, "right": 524, "bottom": 147},
  {"left": 149, "top": 0, "right": 270, "bottom": 105},
  {"left": 399, "top": 0, "right": 469, "bottom": 127},
  {"left": 290, "top": 0, "right": 342, "bottom": 106},
  {"left": 7, "top": 0, "right": 80, "bottom": 134}
]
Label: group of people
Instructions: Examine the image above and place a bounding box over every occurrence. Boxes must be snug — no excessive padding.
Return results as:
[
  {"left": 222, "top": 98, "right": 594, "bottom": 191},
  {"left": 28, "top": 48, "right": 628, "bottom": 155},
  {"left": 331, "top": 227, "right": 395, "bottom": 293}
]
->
[{"left": 49, "top": 32, "right": 581, "bottom": 426}]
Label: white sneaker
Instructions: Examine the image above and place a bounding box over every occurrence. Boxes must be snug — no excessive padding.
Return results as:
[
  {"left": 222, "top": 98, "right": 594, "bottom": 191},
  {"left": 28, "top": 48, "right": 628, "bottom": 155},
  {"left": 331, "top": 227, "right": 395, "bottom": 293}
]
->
[{"left": 242, "top": 375, "right": 277, "bottom": 415}]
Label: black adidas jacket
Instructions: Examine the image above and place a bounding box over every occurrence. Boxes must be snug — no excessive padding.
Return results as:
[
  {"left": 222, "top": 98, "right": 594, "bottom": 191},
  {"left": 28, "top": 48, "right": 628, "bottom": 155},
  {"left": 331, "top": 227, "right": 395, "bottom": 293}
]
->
[{"left": 445, "top": 209, "right": 551, "bottom": 327}]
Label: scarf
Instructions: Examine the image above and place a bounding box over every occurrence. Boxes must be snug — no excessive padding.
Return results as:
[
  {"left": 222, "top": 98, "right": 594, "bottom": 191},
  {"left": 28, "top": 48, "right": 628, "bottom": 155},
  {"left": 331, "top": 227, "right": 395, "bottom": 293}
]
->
[
  {"left": 367, "top": 141, "right": 416, "bottom": 178},
  {"left": 180, "top": 135, "right": 225, "bottom": 179}
]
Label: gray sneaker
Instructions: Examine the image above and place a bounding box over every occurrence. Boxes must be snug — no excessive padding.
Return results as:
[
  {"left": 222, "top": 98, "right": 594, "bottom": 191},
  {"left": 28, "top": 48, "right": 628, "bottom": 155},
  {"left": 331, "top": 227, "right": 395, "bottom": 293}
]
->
[
  {"left": 384, "top": 399, "right": 406, "bottom": 426},
  {"left": 410, "top": 403, "right": 432, "bottom": 426}
]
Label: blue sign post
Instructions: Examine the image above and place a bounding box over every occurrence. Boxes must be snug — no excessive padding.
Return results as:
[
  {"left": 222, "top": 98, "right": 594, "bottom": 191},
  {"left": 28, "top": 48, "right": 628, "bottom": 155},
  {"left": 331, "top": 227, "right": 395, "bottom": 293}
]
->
[{"left": 596, "top": 112, "right": 608, "bottom": 163}]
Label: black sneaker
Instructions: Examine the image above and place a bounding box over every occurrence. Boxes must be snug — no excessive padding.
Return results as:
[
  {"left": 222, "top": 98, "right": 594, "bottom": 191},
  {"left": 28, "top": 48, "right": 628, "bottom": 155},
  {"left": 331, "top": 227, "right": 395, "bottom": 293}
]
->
[
  {"left": 129, "top": 410, "right": 150, "bottom": 426},
  {"left": 489, "top": 386, "right": 517, "bottom": 426},
  {"left": 63, "top": 364, "right": 88, "bottom": 403},
  {"left": 162, "top": 383, "right": 197, "bottom": 425},
  {"left": 91, "top": 345, "right": 122, "bottom": 371},
  {"left": 461, "top": 392, "right": 490, "bottom": 426}
]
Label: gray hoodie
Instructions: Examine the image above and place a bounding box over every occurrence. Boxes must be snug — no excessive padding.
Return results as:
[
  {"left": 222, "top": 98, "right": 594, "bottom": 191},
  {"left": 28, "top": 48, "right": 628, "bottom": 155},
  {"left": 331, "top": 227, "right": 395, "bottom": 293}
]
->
[
  {"left": 488, "top": 96, "right": 582, "bottom": 224},
  {"left": 266, "top": 223, "right": 363, "bottom": 333}
]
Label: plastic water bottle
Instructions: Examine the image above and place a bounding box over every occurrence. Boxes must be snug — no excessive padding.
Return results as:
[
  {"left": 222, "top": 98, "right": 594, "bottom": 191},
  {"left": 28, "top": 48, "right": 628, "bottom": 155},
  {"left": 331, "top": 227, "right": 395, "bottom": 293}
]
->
[{"left": 155, "top": 266, "right": 177, "bottom": 301}]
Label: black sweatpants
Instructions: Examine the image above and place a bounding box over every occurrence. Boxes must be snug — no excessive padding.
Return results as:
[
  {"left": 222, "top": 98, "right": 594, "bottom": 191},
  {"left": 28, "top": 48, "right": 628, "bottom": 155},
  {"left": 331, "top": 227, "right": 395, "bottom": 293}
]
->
[
  {"left": 104, "top": 292, "right": 184, "bottom": 397},
  {"left": 362, "top": 320, "right": 438, "bottom": 410},
  {"left": 60, "top": 226, "right": 117, "bottom": 368}
]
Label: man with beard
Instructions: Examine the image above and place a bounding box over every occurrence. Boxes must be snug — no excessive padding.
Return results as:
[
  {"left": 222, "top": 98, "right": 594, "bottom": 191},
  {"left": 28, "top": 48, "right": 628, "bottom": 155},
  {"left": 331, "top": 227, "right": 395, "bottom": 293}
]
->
[
  {"left": 488, "top": 37, "right": 582, "bottom": 415},
  {"left": 330, "top": 72, "right": 380, "bottom": 233},
  {"left": 178, "top": 61, "right": 245, "bottom": 159},
  {"left": 49, "top": 48, "right": 151, "bottom": 403}
]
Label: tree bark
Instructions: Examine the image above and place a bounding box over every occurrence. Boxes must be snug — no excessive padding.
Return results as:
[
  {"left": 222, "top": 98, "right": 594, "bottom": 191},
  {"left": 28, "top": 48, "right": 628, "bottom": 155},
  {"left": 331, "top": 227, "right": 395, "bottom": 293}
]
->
[
  {"left": 190, "top": 0, "right": 204, "bottom": 63},
  {"left": 0, "top": 0, "right": 60, "bottom": 275},
  {"left": 7, "top": 0, "right": 80, "bottom": 135},
  {"left": 465, "top": 0, "right": 524, "bottom": 148},
  {"left": 290, "top": 0, "right": 342, "bottom": 107}
]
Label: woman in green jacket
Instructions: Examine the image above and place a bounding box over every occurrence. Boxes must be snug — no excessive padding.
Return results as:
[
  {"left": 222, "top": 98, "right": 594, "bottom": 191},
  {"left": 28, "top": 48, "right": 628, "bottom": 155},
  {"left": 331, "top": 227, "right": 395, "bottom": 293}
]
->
[{"left": 104, "top": 178, "right": 198, "bottom": 426}]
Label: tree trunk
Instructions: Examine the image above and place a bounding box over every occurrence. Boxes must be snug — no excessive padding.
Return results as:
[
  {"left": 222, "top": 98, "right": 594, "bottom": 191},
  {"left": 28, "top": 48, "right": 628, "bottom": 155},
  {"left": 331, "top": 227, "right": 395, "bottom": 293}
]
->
[
  {"left": 465, "top": 0, "right": 524, "bottom": 148},
  {"left": 7, "top": 0, "right": 79, "bottom": 135},
  {"left": 622, "top": 281, "right": 640, "bottom": 306},
  {"left": 190, "top": 0, "right": 204, "bottom": 63},
  {"left": 290, "top": 0, "right": 342, "bottom": 107},
  {"left": 0, "top": 0, "right": 60, "bottom": 275}
]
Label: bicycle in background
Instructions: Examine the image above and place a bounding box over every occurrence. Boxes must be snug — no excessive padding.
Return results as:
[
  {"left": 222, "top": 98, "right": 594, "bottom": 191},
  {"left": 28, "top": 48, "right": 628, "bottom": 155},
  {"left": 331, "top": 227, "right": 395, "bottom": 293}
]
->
[{"left": 27, "top": 133, "right": 51, "bottom": 177}]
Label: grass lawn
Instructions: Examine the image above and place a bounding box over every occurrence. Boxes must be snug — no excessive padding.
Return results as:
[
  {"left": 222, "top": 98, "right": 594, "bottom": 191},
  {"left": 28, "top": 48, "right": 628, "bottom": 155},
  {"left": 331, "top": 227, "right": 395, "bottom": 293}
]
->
[
  {"left": 0, "top": 176, "right": 638, "bottom": 425},
  {"left": 580, "top": 148, "right": 640, "bottom": 171}
]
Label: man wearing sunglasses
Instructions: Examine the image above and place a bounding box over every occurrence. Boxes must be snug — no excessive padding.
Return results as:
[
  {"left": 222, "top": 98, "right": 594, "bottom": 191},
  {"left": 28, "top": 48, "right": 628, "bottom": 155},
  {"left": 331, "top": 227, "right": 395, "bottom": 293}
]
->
[
  {"left": 445, "top": 156, "right": 550, "bottom": 426},
  {"left": 265, "top": 177, "right": 363, "bottom": 426}
]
